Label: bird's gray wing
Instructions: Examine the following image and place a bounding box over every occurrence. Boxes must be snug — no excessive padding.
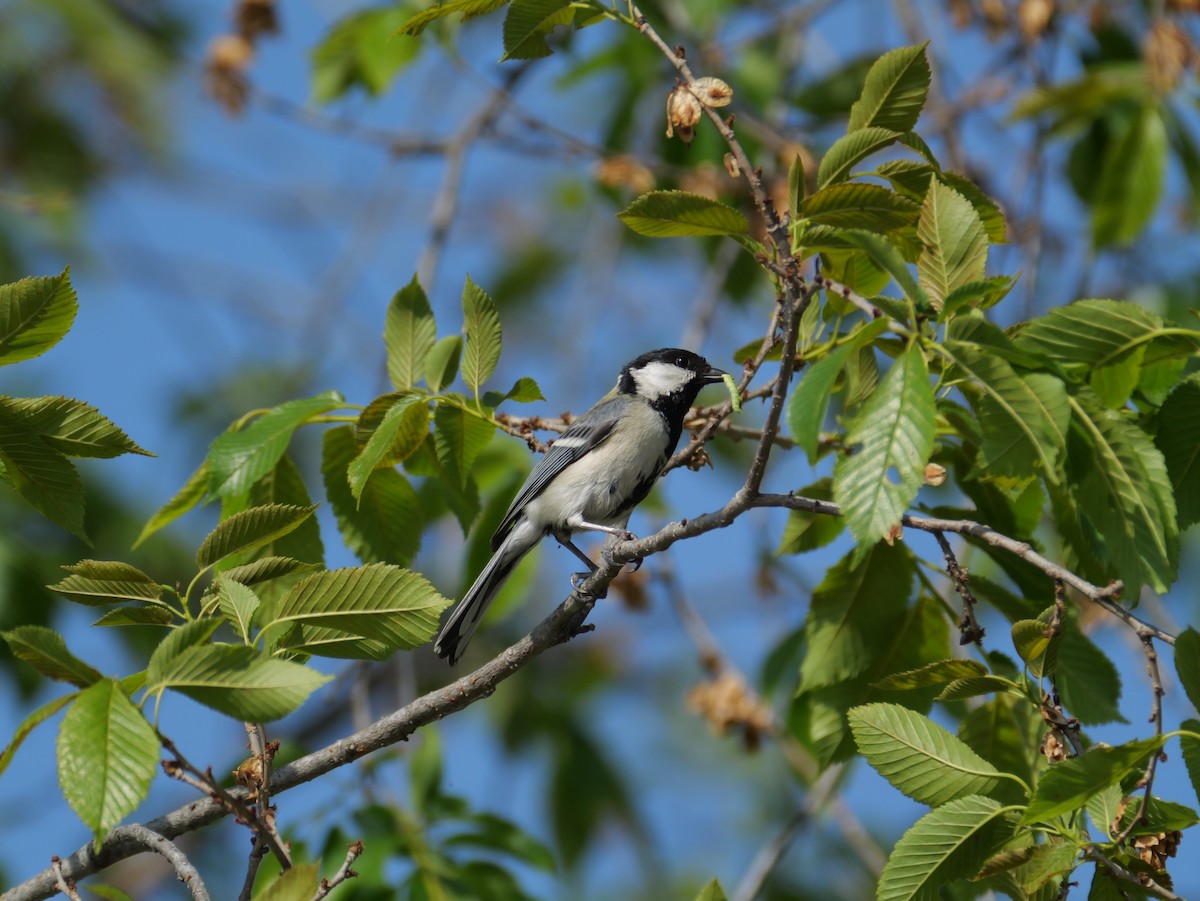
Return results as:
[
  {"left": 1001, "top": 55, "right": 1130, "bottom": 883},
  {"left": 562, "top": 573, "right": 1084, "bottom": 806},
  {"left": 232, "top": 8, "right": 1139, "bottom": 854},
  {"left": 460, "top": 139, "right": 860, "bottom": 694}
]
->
[{"left": 491, "top": 396, "right": 623, "bottom": 549}]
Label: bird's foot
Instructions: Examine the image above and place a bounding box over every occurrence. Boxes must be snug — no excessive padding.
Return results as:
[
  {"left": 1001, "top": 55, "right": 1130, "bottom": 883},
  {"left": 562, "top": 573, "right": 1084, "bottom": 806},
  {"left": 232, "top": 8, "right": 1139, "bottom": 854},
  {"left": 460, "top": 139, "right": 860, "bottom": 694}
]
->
[{"left": 570, "top": 571, "right": 608, "bottom": 599}]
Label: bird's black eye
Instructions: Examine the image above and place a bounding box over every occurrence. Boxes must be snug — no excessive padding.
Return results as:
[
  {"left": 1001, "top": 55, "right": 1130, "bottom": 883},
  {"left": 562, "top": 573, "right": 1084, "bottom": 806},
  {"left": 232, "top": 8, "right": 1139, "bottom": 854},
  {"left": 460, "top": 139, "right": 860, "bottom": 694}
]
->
[{"left": 675, "top": 355, "right": 686, "bottom": 367}]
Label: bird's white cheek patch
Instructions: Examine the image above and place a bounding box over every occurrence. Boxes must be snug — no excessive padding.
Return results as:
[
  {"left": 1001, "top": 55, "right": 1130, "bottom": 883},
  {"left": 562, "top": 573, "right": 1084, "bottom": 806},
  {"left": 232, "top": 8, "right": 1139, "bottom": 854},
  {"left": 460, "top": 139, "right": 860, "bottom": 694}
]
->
[{"left": 633, "top": 362, "right": 692, "bottom": 398}]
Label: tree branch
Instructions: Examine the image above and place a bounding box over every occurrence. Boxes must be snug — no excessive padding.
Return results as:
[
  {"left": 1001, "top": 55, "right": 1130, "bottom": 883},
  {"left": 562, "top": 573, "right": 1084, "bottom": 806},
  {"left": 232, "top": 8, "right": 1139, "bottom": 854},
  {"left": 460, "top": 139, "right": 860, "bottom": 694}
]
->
[{"left": 119, "top": 825, "right": 211, "bottom": 901}]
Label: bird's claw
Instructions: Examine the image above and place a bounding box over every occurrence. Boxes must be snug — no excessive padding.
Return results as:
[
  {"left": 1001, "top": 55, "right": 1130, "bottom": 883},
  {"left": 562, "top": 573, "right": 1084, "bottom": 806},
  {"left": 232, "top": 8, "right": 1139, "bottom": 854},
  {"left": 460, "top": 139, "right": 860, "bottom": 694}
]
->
[
  {"left": 624, "top": 557, "right": 644, "bottom": 573},
  {"left": 571, "top": 571, "right": 608, "bottom": 599}
]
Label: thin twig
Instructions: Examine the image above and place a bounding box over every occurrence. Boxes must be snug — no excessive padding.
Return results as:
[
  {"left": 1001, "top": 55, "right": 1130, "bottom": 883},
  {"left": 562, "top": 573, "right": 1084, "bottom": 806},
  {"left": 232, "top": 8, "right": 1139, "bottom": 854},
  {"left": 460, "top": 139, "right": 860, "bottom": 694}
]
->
[
  {"left": 932, "top": 531, "right": 985, "bottom": 646},
  {"left": 1084, "top": 848, "right": 1181, "bottom": 901},
  {"left": 311, "top": 840, "right": 364, "bottom": 901},
  {"left": 49, "top": 860, "right": 80, "bottom": 901},
  {"left": 1113, "top": 633, "right": 1168, "bottom": 845},
  {"left": 119, "top": 825, "right": 212, "bottom": 901}
]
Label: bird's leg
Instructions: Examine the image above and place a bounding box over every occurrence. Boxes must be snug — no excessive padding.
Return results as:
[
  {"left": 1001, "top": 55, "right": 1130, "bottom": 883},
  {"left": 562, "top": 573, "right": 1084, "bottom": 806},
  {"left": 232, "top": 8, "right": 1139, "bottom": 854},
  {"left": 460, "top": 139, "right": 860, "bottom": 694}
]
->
[
  {"left": 571, "top": 518, "right": 638, "bottom": 543},
  {"left": 556, "top": 533, "right": 598, "bottom": 572}
]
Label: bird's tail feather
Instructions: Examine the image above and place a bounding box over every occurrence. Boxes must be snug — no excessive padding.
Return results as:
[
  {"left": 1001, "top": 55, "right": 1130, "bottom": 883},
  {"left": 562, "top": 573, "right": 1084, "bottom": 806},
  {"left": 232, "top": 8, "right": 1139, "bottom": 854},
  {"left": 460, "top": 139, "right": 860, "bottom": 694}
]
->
[{"left": 434, "top": 534, "right": 531, "bottom": 665}]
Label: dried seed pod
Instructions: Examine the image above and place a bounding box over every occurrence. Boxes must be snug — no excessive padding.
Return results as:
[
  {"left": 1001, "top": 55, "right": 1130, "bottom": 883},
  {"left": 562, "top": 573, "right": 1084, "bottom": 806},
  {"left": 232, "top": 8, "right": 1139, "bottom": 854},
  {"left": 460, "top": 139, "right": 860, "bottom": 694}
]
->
[
  {"left": 204, "top": 34, "right": 255, "bottom": 116},
  {"left": 1145, "top": 19, "right": 1195, "bottom": 92},
  {"left": 594, "top": 155, "right": 655, "bottom": 194},
  {"left": 722, "top": 152, "right": 741, "bottom": 178},
  {"left": 236, "top": 0, "right": 279, "bottom": 42},
  {"left": 666, "top": 84, "right": 702, "bottom": 142},
  {"left": 924, "top": 462, "right": 948, "bottom": 486},
  {"left": 691, "top": 76, "right": 734, "bottom": 107}
]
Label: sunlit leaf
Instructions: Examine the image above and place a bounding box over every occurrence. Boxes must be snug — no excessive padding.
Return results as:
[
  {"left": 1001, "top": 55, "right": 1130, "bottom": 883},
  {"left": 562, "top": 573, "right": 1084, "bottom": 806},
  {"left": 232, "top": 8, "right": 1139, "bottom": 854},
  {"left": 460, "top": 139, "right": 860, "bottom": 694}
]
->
[
  {"left": 2, "top": 625, "right": 102, "bottom": 687},
  {"left": 0, "top": 404, "right": 86, "bottom": 540},
  {"left": 1156, "top": 374, "right": 1200, "bottom": 528},
  {"left": 848, "top": 44, "right": 931, "bottom": 133},
  {"left": 817, "top": 126, "right": 902, "bottom": 188},
  {"left": 872, "top": 659, "right": 988, "bottom": 691},
  {"left": 0, "top": 396, "right": 151, "bottom": 458},
  {"left": 0, "top": 269, "right": 77, "bottom": 366},
  {"left": 1021, "top": 737, "right": 1168, "bottom": 824},
  {"left": 196, "top": 504, "right": 317, "bottom": 569},
  {"left": 425, "top": 335, "right": 462, "bottom": 392},
  {"left": 396, "top": 0, "right": 508, "bottom": 37},
  {"left": 918, "top": 181, "right": 987, "bottom": 312},
  {"left": 49, "top": 560, "right": 163, "bottom": 607},
  {"left": 134, "top": 461, "right": 209, "bottom": 548},
  {"left": 385, "top": 274, "right": 437, "bottom": 391},
  {"left": 500, "top": 0, "right": 572, "bottom": 60},
  {"left": 617, "top": 191, "right": 750, "bottom": 237},
  {"left": 797, "top": 183, "right": 919, "bottom": 231}
]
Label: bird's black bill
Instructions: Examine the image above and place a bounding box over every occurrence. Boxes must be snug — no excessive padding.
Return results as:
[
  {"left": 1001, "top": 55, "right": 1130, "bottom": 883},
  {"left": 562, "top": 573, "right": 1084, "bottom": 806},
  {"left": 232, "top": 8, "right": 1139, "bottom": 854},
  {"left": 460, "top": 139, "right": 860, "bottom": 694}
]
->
[{"left": 702, "top": 365, "right": 727, "bottom": 384}]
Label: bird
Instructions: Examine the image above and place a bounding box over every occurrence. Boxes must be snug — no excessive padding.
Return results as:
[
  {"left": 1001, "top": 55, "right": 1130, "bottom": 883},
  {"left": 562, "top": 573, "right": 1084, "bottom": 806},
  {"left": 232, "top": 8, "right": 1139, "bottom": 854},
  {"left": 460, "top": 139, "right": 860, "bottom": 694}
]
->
[{"left": 433, "top": 347, "right": 727, "bottom": 664}]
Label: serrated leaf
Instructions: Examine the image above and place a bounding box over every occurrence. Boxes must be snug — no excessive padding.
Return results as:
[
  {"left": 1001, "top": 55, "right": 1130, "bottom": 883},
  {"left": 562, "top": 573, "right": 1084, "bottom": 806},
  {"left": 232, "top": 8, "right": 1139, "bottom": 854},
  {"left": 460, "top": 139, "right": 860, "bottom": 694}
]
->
[
  {"left": 849, "top": 703, "right": 1006, "bottom": 806},
  {"left": 220, "top": 556, "right": 317, "bottom": 587},
  {"left": 92, "top": 607, "right": 175, "bottom": 627},
  {"left": 2, "top": 625, "right": 102, "bottom": 687},
  {"left": 425, "top": 335, "right": 462, "bottom": 392},
  {"left": 0, "top": 269, "right": 77, "bottom": 365},
  {"left": 500, "top": 0, "right": 572, "bottom": 60},
  {"left": 918, "top": 181, "right": 987, "bottom": 312},
  {"left": 0, "top": 396, "right": 152, "bottom": 458},
  {"left": 1156, "top": 375, "right": 1200, "bottom": 529},
  {"left": 1176, "top": 628, "right": 1200, "bottom": 714},
  {"left": 263, "top": 563, "right": 451, "bottom": 653},
  {"left": 134, "top": 461, "right": 210, "bottom": 549},
  {"left": 145, "top": 619, "right": 222, "bottom": 689},
  {"left": 797, "top": 183, "right": 920, "bottom": 231},
  {"left": 693, "top": 879, "right": 728, "bottom": 901},
  {"left": 461, "top": 275, "right": 502, "bottom": 391},
  {"left": 434, "top": 401, "right": 495, "bottom": 485},
  {"left": 385, "top": 275, "right": 437, "bottom": 391},
  {"left": 836, "top": 228, "right": 930, "bottom": 309},
  {"left": 936, "top": 675, "right": 1024, "bottom": 702},
  {"left": 941, "top": 338, "right": 1068, "bottom": 481},
  {"left": 617, "top": 190, "right": 750, "bottom": 238},
  {"left": 1181, "top": 718, "right": 1200, "bottom": 806},
  {"left": 396, "top": 0, "right": 508, "bottom": 37},
  {"left": 1068, "top": 391, "right": 1177, "bottom": 595},
  {"left": 873, "top": 659, "right": 989, "bottom": 690},
  {"left": 788, "top": 319, "right": 888, "bottom": 463},
  {"left": 1021, "top": 737, "right": 1168, "bottom": 824},
  {"left": 311, "top": 7, "right": 420, "bottom": 103},
  {"left": 216, "top": 579, "right": 261, "bottom": 644},
  {"left": 834, "top": 343, "right": 935, "bottom": 547},
  {"left": 196, "top": 504, "right": 317, "bottom": 569},
  {"left": 256, "top": 863, "right": 320, "bottom": 901},
  {"left": 0, "top": 691, "right": 76, "bottom": 777},
  {"left": 57, "top": 679, "right": 159, "bottom": 845},
  {"left": 799, "top": 543, "right": 914, "bottom": 692},
  {"left": 483, "top": 376, "right": 544, "bottom": 407},
  {"left": 148, "top": 644, "right": 330, "bottom": 722},
  {"left": 350, "top": 393, "right": 428, "bottom": 500},
  {"left": 1012, "top": 619, "right": 1060, "bottom": 679},
  {"left": 942, "top": 276, "right": 1017, "bottom": 318},
  {"left": 49, "top": 560, "right": 163, "bottom": 607},
  {"left": 848, "top": 44, "right": 931, "bottom": 133},
  {"left": 775, "top": 478, "right": 844, "bottom": 553},
  {"left": 788, "top": 154, "right": 805, "bottom": 212},
  {"left": 0, "top": 404, "right": 87, "bottom": 540},
  {"left": 817, "top": 126, "right": 902, "bottom": 188},
  {"left": 223, "top": 455, "right": 326, "bottom": 575},
  {"left": 324, "top": 426, "right": 422, "bottom": 565},
  {"left": 1055, "top": 629, "right": 1125, "bottom": 726},
  {"left": 207, "top": 391, "right": 345, "bottom": 498},
  {"left": 958, "top": 696, "right": 1041, "bottom": 801},
  {"left": 1015, "top": 299, "right": 1197, "bottom": 369},
  {"left": 877, "top": 795, "right": 1009, "bottom": 901}
]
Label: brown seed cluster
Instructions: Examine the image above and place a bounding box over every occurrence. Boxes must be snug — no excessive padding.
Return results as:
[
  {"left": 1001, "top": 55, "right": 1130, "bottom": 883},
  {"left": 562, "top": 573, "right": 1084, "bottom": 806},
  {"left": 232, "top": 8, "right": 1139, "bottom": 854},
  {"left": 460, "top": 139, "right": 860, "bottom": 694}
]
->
[
  {"left": 686, "top": 671, "right": 774, "bottom": 750},
  {"left": 665, "top": 77, "right": 734, "bottom": 144},
  {"left": 205, "top": 0, "right": 280, "bottom": 115},
  {"left": 1133, "top": 829, "right": 1182, "bottom": 870}
]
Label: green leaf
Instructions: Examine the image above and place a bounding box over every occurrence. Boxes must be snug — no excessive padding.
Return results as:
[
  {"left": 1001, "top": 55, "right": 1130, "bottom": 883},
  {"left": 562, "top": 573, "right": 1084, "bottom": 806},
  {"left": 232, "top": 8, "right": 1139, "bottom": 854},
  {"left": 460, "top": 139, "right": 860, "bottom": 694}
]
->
[
  {"left": 0, "top": 692, "right": 77, "bottom": 777},
  {"left": 1055, "top": 629, "right": 1125, "bottom": 726},
  {"left": 146, "top": 619, "right": 222, "bottom": 689},
  {"left": 2, "top": 625, "right": 102, "bottom": 687},
  {"left": 57, "top": 679, "right": 160, "bottom": 845},
  {"left": 133, "top": 461, "right": 210, "bottom": 548},
  {"left": 788, "top": 154, "right": 805, "bottom": 212},
  {"left": 936, "top": 676, "right": 1024, "bottom": 702},
  {"left": 849, "top": 703, "right": 1006, "bottom": 806},
  {"left": 958, "top": 696, "right": 1042, "bottom": 803},
  {"left": 1021, "top": 737, "right": 1168, "bottom": 824},
  {"left": 788, "top": 319, "right": 889, "bottom": 463},
  {"left": 219, "top": 556, "right": 318, "bottom": 588},
  {"left": 425, "top": 335, "right": 462, "bottom": 392},
  {"left": 693, "top": 879, "right": 728, "bottom": 901},
  {"left": 263, "top": 563, "right": 452, "bottom": 654},
  {"left": 617, "top": 191, "right": 750, "bottom": 238},
  {"left": 1011, "top": 618, "right": 1060, "bottom": 679},
  {"left": 775, "top": 478, "right": 844, "bottom": 553},
  {"left": 224, "top": 455, "right": 326, "bottom": 573},
  {"left": 1182, "top": 718, "right": 1200, "bottom": 806},
  {"left": 461, "top": 275, "right": 503, "bottom": 392},
  {"left": 49, "top": 560, "right": 163, "bottom": 607},
  {"left": 446, "top": 812, "right": 558, "bottom": 872},
  {"left": 434, "top": 401, "right": 495, "bottom": 485},
  {"left": 196, "top": 504, "right": 317, "bottom": 570},
  {"left": 877, "top": 795, "right": 1010, "bottom": 901},
  {"left": 1176, "top": 628, "right": 1200, "bottom": 714},
  {"left": 0, "top": 404, "right": 87, "bottom": 540},
  {"left": 872, "top": 658, "right": 988, "bottom": 690},
  {"left": 208, "top": 391, "right": 345, "bottom": 498},
  {"left": 917, "top": 181, "right": 987, "bottom": 312},
  {"left": 396, "top": 0, "right": 508, "bottom": 37},
  {"left": 483, "top": 376, "right": 545, "bottom": 407},
  {"left": 940, "top": 335, "right": 1068, "bottom": 481},
  {"left": 324, "top": 425, "right": 423, "bottom": 565},
  {"left": 797, "top": 183, "right": 919, "bottom": 231},
  {"left": 1156, "top": 374, "right": 1200, "bottom": 528},
  {"left": 798, "top": 543, "right": 914, "bottom": 692},
  {"left": 1092, "top": 106, "right": 1167, "bottom": 248},
  {"left": 817, "top": 126, "right": 902, "bottom": 188},
  {"left": 0, "top": 269, "right": 77, "bottom": 365},
  {"left": 356, "top": 392, "right": 430, "bottom": 471},
  {"left": 255, "top": 863, "right": 320, "bottom": 901},
  {"left": 848, "top": 44, "right": 931, "bottom": 133},
  {"left": 1068, "top": 391, "right": 1177, "bottom": 595},
  {"left": 311, "top": 8, "right": 420, "bottom": 103},
  {"left": 349, "top": 393, "right": 428, "bottom": 500},
  {"left": 1015, "top": 299, "right": 1198, "bottom": 369},
  {"left": 385, "top": 275, "right": 437, "bottom": 391},
  {"left": 216, "top": 579, "right": 261, "bottom": 644},
  {"left": 500, "top": 0, "right": 572, "bottom": 60},
  {"left": 834, "top": 343, "right": 935, "bottom": 547},
  {"left": 149, "top": 644, "right": 331, "bottom": 722},
  {"left": 0, "top": 396, "right": 152, "bottom": 458},
  {"left": 839, "top": 229, "right": 930, "bottom": 309},
  {"left": 92, "top": 607, "right": 175, "bottom": 627}
]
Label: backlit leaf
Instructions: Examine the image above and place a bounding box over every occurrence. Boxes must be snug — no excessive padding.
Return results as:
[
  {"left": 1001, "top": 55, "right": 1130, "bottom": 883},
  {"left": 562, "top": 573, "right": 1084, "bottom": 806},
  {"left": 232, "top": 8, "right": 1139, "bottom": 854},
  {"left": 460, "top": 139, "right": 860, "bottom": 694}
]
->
[
  {"left": 500, "top": 0, "right": 572, "bottom": 60},
  {"left": 618, "top": 191, "right": 750, "bottom": 238},
  {"left": 196, "top": 504, "right": 317, "bottom": 569},
  {"left": 917, "top": 181, "right": 987, "bottom": 312},
  {"left": 0, "top": 269, "right": 77, "bottom": 365},
  {"left": 2, "top": 625, "right": 102, "bottom": 687},
  {"left": 0, "top": 396, "right": 151, "bottom": 458},
  {"left": 1021, "top": 737, "right": 1168, "bottom": 824},
  {"left": 49, "top": 560, "right": 163, "bottom": 607},
  {"left": 385, "top": 275, "right": 437, "bottom": 391},
  {"left": 461, "top": 276, "right": 503, "bottom": 392},
  {"left": 817, "top": 126, "right": 902, "bottom": 188},
  {"left": 848, "top": 44, "right": 931, "bottom": 133}
]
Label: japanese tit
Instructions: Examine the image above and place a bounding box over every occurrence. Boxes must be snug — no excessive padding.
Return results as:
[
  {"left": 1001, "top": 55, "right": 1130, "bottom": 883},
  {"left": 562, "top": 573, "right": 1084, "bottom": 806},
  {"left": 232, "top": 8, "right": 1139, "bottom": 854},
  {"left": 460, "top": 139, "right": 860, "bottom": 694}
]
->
[{"left": 434, "top": 347, "right": 727, "bottom": 665}]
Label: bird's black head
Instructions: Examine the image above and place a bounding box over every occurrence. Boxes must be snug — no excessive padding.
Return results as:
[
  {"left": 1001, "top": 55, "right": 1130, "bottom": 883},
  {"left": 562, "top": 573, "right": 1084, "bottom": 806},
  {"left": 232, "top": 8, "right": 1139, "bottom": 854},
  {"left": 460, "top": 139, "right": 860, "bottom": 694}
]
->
[{"left": 617, "top": 348, "right": 726, "bottom": 410}]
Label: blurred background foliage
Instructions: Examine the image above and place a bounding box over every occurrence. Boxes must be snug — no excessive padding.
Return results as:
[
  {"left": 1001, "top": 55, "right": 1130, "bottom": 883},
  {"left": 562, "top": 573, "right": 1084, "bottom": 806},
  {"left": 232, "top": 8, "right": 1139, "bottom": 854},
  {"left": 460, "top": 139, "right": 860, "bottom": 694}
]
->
[{"left": 3, "top": 0, "right": 1200, "bottom": 898}]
